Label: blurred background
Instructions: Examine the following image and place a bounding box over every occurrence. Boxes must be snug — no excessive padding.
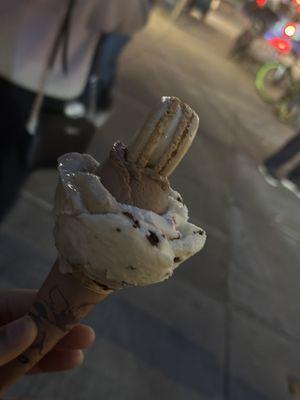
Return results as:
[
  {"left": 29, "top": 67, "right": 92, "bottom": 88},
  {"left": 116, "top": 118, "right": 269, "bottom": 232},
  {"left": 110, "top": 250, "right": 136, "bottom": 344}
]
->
[{"left": 0, "top": 0, "right": 300, "bottom": 399}]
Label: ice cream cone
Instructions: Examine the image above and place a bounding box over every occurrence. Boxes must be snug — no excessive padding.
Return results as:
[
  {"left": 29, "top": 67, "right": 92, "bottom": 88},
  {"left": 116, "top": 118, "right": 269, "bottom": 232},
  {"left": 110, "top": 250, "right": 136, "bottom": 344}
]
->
[
  {"left": 0, "top": 96, "right": 203, "bottom": 392},
  {"left": 0, "top": 261, "right": 111, "bottom": 392}
]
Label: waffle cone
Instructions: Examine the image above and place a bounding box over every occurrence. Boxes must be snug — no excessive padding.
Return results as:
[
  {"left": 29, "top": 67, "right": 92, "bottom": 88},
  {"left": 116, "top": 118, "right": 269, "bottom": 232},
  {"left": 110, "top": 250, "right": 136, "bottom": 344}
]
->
[{"left": 0, "top": 261, "right": 112, "bottom": 393}]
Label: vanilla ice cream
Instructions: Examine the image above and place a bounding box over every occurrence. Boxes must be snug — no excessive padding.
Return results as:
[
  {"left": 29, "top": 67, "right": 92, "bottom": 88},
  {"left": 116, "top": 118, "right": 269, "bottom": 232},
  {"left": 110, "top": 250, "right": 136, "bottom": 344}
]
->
[{"left": 54, "top": 152, "right": 206, "bottom": 290}]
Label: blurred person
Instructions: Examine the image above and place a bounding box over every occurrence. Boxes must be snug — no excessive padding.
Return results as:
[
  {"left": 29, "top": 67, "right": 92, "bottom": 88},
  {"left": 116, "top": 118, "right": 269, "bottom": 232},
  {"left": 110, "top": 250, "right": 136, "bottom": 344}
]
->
[
  {"left": 65, "top": 0, "right": 154, "bottom": 127},
  {"left": 174, "top": 0, "right": 212, "bottom": 21},
  {"left": 258, "top": 130, "right": 300, "bottom": 197},
  {"left": 0, "top": 0, "right": 152, "bottom": 222},
  {"left": 230, "top": 0, "right": 281, "bottom": 58},
  {"left": 0, "top": 290, "right": 95, "bottom": 380},
  {"left": 241, "top": 0, "right": 285, "bottom": 23},
  {"left": 0, "top": 1, "right": 101, "bottom": 222},
  {"left": 189, "top": 0, "right": 213, "bottom": 21}
]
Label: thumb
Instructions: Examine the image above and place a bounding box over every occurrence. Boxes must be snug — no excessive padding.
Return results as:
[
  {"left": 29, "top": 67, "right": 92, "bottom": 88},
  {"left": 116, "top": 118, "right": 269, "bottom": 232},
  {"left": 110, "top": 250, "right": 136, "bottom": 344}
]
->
[{"left": 0, "top": 316, "right": 37, "bottom": 367}]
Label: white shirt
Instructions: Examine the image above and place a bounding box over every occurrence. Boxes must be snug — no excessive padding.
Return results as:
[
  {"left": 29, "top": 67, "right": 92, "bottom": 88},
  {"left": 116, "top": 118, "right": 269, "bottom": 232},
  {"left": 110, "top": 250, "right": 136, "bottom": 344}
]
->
[{"left": 0, "top": 0, "right": 151, "bottom": 99}]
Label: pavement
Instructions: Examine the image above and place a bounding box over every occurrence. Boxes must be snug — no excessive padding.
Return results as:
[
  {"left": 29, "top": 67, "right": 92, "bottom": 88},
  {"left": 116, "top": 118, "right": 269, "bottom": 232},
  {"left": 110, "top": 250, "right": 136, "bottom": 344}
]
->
[{"left": 1, "top": 5, "right": 300, "bottom": 400}]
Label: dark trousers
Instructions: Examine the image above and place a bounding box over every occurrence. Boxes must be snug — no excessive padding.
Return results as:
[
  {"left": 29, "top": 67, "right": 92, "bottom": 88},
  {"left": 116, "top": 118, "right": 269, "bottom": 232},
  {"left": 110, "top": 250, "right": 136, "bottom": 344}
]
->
[
  {"left": 80, "top": 32, "right": 130, "bottom": 110},
  {"left": 0, "top": 78, "right": 35, "bottom": 222},
  {"left": 265, "top": 131, "right": 300, "bottom": 183}
]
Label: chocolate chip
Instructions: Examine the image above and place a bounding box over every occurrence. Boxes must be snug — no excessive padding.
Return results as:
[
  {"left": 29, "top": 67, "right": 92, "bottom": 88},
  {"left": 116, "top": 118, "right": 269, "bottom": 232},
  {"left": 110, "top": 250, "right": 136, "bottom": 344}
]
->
[
  {"left": 126, "top": 265, "right": 137, "bottom": 270},
  {"left": 116, "top": 228, "right": 122, "bottom": 232},
  {"left": 146, "top": 231, "right": 160, "bottom": 246},
  {"left": 173, "top": 257, "right": 182, "bottom": 263},
  {"left": 114, "top": 141, "right": 128, "bottom": 161},
  {"left": 123, "top": 211, "right": 134, "bottom": 220},
  {"left": 123, "top": 212, "right": 140, "bottom": 228},
  {"left": 194, "top": 230, "right": 204, "bottom": 236}
]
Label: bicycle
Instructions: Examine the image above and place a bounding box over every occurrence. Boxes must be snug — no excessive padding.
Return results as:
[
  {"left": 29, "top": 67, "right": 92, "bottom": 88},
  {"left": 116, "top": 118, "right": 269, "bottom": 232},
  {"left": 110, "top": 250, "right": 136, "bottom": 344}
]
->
[{"left": 255, "top": 20, "right": 300, "bottom": 126}]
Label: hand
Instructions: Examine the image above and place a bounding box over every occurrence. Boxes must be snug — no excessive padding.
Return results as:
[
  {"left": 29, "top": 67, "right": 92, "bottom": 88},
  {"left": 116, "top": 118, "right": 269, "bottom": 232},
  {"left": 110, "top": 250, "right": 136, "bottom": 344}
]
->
[{"left": 0, "top": 289, "right": 95, "bottom": 374}]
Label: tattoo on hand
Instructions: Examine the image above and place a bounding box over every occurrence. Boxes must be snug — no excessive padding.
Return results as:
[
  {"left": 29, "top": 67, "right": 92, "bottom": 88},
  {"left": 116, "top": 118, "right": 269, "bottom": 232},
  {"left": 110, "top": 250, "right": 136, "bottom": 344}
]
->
[{"left": 17, "top": 286, "right": 96, "bottom": 361}]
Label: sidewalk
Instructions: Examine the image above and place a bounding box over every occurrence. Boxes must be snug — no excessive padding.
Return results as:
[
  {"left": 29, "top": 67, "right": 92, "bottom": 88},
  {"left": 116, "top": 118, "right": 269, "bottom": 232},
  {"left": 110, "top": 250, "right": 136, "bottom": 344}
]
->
[{"left": 1, "top": 9, "right": 299, "bottom": 400}]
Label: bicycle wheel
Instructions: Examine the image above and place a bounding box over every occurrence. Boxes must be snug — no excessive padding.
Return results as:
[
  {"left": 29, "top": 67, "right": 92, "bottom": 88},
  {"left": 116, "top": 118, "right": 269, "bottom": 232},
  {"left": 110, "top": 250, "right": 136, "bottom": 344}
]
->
[{"left": 255, "top": 62, "right": 291, "bottom": 104}]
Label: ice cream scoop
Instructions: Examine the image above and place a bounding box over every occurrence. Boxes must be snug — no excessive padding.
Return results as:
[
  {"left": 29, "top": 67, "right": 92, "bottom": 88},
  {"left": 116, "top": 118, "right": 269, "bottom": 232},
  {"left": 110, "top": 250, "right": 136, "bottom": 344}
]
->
[
  {"left": 54, "top": 153, "right": 206, "bottom": 289},
  {"left": 98, "top": 141, "right": 170, "bottom": 214},
  {"left": 98, "top": 96, "right": 199, "bottom": 214}
]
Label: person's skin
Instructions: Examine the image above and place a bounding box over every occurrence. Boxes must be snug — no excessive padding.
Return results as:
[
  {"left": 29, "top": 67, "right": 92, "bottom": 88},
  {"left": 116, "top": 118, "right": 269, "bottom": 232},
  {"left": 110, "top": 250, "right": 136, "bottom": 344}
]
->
[{"left": 0, "top": 289, "right": 95, "bottom": 374}]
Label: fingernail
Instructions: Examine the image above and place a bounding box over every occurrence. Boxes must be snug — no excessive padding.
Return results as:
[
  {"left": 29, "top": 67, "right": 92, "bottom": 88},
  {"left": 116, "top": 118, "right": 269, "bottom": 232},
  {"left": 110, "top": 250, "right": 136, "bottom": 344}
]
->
[{"left": 7, "top": 316, "right": 37, "bottom": 346}]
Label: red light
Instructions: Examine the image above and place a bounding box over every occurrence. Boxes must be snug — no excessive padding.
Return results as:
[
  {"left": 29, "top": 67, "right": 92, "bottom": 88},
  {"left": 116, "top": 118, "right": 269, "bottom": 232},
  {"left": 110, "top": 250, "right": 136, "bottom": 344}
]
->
[
  {"left": 284, "top": 23, "right": 297, "bottom": 37},
  {"left": 269, "top": 37, "right": 292, "bottom": 54},
  {"left": 256, "top": 0, "right": 267, "bottom": 7}
]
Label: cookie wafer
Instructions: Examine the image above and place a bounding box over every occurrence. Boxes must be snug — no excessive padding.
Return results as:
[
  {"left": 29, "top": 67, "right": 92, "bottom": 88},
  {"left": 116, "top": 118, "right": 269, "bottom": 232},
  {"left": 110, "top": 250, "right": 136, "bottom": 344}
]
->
[{"left": 128, "top": 96, "right": 199, "bottom": 176}]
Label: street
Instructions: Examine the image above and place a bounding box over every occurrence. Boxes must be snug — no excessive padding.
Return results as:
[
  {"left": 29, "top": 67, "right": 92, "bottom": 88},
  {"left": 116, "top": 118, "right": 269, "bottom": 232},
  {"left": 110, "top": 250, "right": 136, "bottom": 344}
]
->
[{"left": 1, "top": 5, "right": 300, "bottom": 400}]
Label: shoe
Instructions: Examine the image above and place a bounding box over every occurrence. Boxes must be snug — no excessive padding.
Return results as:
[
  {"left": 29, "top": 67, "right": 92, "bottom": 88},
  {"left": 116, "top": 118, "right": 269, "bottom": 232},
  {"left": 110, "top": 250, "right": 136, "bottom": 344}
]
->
[
  {"left": 64, "top": 101, "right": 86, "bottom": 119},
  {"left": 281, "top": 179, "right": 300, "bottom": 198},
  {"left": 258, "top": 165, "right": 279, "bottom": 187},
  {"left": 88, "top": 109, "right": 112, "bottom": 128}
]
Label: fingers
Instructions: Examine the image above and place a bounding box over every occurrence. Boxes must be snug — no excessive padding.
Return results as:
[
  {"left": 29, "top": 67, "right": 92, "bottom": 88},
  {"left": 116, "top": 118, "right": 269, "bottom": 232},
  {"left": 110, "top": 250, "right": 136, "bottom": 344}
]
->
[
  {"left": 26, "top": 324, "right": 94, "bottom": 375},
  {"left": 0, "top": 290, "right": 37, "bottom": 324},
  {"left": 0, "top": 290, "right": 95, "bottom": 375},
  {"left": 54, "top": 324, "right": 95, "bottom": 350},
  {"left": 0, "top": 316, "right": 37, "bottom": 366},
  {"left": 0, "top": 292, "right": 95, "bottom": 349},
  {"left": 27, "top": 349, "right": 84, "bottom": 374}
]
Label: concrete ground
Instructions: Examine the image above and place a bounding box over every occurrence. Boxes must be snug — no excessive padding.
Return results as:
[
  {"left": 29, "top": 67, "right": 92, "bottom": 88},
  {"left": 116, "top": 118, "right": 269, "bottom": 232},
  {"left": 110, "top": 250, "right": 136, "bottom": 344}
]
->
[{"left": 1, "top": 6, "right": 300, "bottom": 400}]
